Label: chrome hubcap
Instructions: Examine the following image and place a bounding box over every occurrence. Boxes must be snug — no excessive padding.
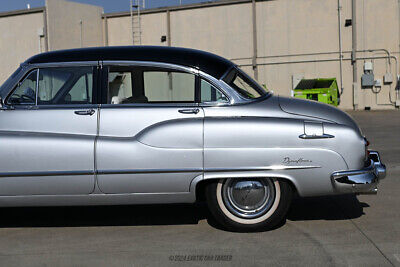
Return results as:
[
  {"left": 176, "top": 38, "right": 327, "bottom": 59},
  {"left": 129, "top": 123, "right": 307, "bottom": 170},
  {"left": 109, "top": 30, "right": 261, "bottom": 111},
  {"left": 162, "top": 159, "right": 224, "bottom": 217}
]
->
[{"left": 222, "top": 178, "right": 275, "bottom": 219}]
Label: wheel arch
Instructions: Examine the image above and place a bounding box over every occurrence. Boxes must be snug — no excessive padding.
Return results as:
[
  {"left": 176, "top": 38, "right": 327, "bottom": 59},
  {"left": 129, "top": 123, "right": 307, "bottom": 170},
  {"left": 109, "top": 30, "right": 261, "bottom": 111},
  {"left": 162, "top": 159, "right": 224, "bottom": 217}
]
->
[{"left": 194, "top": 174, "right": 299, "bottom": 202}]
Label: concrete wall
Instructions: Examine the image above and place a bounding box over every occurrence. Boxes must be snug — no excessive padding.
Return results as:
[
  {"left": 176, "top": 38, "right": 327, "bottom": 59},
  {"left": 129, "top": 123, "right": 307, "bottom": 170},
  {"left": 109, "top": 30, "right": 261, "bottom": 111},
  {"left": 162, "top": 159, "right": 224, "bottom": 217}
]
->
[
  {"left": 46, "top": 0, "right": 103, "bottom": 50},
  {"left": 170, "top": 3, "right": 253, "bottom": 60},
  {"left": 0, "top": 9, "right": 45, "bottom": 84}
]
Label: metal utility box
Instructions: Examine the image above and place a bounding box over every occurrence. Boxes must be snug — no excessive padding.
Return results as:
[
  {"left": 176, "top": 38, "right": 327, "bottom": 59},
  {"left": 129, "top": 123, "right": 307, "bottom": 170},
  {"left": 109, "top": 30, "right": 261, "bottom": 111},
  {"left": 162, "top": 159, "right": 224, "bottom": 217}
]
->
[{"left": 294, "top": 78, "right": 339, "bottom": 106}]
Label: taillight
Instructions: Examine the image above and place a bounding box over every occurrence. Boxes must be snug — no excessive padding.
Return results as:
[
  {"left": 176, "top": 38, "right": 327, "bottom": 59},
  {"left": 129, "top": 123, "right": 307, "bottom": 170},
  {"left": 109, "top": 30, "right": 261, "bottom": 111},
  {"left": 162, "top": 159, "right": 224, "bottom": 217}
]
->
[{"left": 364, "top": 137, "right": 370, "bottom": 161}]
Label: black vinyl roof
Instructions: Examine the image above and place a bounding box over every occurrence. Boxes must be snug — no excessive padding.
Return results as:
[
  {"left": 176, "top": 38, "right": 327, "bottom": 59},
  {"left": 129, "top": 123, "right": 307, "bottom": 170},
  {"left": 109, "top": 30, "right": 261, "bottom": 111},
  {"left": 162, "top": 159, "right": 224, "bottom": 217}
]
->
[{"left": 25, "top": 46, "right": 235, "bottom": 79}]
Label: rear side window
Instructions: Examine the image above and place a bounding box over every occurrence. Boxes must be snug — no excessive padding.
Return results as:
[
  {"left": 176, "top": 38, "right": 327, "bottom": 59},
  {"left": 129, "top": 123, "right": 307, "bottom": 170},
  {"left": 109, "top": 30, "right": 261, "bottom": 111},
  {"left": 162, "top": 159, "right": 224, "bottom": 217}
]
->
[
  {"left": 143, "top": 71, "right": 195, "bottom": 102},
  {"left": 107, "top": 66, "right": 196, "bottom": 104}
]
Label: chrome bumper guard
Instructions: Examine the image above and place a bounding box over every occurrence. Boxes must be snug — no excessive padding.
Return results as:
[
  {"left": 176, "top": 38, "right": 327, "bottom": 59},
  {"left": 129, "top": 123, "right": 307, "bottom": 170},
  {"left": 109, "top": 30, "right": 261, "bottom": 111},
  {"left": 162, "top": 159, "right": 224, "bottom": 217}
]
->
[{"left": 331, "top": 151, "right": 386, "bottom": 195}]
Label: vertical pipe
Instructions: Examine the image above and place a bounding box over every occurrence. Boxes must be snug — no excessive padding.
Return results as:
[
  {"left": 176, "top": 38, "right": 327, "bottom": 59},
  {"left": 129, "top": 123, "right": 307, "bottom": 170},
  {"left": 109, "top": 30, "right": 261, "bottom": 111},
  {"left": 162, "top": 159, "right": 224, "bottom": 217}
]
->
[
  {"left": 352, "top": 0, "right": 358, "bottom": 109},
  {"left": 43, "top": 8, "right": 49, "bottom": 52},
  {"left": 252, "top": 0, "right": 258, "bottom": 80},
  {"left": 167, "top": 9, "right": 171, "bottom": 46},
  {"left": 138, "top": 1, "right": 142, "bottom": 45},
  {"left": 79, "top": 20, "right": 83, "bottom": 48},
  {"left": 38, "top": 36, "right": 41, "bottom": 53},
  {"left": 167, "top": 9, "right": 172, "bottom": 96},
  {"left": 337, "top": 0, "right": 344, "bottom": 98},
  {"left": 130, "top": 0, "right": 134, "bottom": 45},
  {"left": 398, "top": 0, "right": 400, "bottom": 52},
  {"left": 398, "top": 0, "right": 400, "bottom": 101},
  {"left": 104, "top": 16, "right": 109, "bottom": 46}
]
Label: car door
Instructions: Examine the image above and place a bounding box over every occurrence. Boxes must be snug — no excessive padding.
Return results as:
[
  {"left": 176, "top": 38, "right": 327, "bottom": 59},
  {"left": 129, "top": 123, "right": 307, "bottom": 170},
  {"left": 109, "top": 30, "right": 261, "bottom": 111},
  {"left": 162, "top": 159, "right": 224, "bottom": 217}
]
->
[
  {"left": 96, "top": 62, "right": 204, "bottom": 194},
  {"left": 0, "top": 64, "right": 98, "bottom": 195}
]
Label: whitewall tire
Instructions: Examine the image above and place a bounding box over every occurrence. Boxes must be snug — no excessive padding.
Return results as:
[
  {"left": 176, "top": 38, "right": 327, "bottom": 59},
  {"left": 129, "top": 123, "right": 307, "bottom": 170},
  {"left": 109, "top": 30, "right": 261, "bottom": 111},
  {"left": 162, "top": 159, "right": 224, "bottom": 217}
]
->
[{"left": 205, "top": 178, "right": 292, "bottom": 232}]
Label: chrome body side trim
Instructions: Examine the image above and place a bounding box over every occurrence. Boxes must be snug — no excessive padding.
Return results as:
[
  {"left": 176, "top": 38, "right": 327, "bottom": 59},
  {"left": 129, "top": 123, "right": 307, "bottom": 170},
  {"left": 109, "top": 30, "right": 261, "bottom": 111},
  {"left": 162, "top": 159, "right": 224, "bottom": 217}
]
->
[
  {"left": 0, "top": 170, "right": 94, "bottom": 178},
  {"left": 205, "top": 166, "right": 320, "bottom": 172},
  {"left": 0, "top": 165, "right": 320, "bottom": 178}
]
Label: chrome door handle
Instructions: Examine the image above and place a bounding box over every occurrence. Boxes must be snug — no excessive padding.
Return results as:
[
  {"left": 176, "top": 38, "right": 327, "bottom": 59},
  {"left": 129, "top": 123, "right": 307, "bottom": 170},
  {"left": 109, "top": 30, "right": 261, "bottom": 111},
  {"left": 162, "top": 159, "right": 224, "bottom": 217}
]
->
[
  {"left": 74, "top": 109, "right": 95, "bottom": 116},
  {"left": 178, "top": 108, "right": 200, "bottom": 114}
]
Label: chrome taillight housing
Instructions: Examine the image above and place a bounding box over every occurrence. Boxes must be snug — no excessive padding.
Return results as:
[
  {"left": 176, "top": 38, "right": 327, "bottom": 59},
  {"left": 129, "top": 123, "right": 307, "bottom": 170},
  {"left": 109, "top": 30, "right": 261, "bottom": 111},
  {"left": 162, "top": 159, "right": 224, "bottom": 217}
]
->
[{"left": 364, "top": 137, "right": 370, "bottom": 161}]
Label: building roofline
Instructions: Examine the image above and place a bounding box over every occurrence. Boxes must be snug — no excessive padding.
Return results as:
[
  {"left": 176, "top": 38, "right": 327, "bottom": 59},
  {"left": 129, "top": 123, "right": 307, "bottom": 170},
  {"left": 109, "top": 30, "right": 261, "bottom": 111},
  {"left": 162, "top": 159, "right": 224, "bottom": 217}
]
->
[
  {"left": 0, "top": 7, "right": 45, "bottom": 18},
  {"left": 102, "top": 0, "right": 255, "bottom": 18}
]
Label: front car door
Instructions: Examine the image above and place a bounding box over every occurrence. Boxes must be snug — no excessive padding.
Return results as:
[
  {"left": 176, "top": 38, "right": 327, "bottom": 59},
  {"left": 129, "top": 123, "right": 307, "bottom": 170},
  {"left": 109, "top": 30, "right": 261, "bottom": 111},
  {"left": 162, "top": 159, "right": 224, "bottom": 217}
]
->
[
  {"left": 0, "top": 63, "right": 98, "bottom": 195},
  {"left": 96, "top": 62, "right": 204, "bottom": 195}
]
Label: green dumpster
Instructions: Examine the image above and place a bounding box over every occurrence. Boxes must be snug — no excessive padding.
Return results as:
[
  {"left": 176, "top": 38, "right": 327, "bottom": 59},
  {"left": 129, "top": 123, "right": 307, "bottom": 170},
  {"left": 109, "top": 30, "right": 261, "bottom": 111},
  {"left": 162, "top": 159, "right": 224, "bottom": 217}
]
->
[{"left": 293, "top": 78, "right": 339, "bottom": 106}]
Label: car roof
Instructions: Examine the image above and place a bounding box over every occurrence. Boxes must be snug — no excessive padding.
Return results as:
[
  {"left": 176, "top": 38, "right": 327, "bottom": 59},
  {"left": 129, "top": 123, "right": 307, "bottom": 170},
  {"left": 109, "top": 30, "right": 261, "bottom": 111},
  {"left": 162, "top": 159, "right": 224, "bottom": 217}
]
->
[{"left": 25, "top": 46, "right": 235, "bottom": 79}]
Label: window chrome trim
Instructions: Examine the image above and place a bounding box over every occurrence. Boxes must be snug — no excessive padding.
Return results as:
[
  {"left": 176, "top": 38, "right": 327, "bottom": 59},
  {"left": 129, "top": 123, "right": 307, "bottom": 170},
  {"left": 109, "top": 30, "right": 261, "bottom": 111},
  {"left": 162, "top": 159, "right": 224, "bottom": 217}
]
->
[
  {"left": 5, "top": 68, "right": 39, "bottom": 107},
  {"left": 197, "top": 70, "right": 232, "bottom": 107},
  {"left": 99, "top": 103, "right": 199, "bottom": 109},
  {"left": 5, "top": 63, "right": 99, "bottom": 109},
  {"left": 102, "top": 60, "right": 200, "bottom": 106},
  {"left": 35, "top": 68, "right": 39, "bottom": 106},
  {"left": 102, "top": 60, "right": 199, "bottom": 75},
  {"left": 28, "top": 61, "right": 99, "bottom": 68}
]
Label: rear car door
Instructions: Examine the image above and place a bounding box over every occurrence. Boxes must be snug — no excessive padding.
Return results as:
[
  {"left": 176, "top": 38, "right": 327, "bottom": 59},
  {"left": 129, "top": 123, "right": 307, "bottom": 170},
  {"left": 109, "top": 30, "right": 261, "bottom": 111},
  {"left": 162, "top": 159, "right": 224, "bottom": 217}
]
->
[
  {"left": 0, "top": 64, "right": 98, "bottom": 195},
  {"left": 96, "top": 62, "right": 204, "bottom": 194}
]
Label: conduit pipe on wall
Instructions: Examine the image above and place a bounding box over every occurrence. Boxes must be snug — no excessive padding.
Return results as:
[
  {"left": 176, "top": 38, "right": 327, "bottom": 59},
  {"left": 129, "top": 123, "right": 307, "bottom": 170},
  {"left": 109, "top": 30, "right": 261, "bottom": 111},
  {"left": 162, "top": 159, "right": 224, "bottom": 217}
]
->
[
  {"left": 338, "top": 0, "right": 344, "bottom": 97},
  {"left": 231, "top": 49, "right": 393, "bottom": 62},
  {"left": 252, "top": 0, "right": 258, "bottom": 80},
  {"left": 351, "top": 0, "right": 358, "bottom": 109},
  {"left": 237, "top": 55, "right": 398, "bottom": 106}
]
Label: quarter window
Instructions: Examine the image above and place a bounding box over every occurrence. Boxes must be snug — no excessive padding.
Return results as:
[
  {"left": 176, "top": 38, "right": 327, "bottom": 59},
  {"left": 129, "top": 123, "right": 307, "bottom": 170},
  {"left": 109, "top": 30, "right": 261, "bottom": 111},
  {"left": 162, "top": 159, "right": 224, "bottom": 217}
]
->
[{"left": 7, "top": 70, "right": 38, "bottom": 105}]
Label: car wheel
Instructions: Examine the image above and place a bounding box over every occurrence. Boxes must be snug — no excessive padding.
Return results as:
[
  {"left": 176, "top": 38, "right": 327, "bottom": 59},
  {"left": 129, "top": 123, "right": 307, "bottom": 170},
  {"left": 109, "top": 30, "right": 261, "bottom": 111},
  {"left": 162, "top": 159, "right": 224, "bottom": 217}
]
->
[{"left": 205, "top": 178, "right": 292, "bottom": 232}]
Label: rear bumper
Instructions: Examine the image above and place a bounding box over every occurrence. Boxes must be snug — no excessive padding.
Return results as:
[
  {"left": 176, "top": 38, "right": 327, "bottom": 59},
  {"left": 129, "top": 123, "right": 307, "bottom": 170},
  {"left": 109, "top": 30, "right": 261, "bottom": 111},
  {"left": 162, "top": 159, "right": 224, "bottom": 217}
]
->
[{"left": 331, "top": 151, "right": 386, "bottom": 195}]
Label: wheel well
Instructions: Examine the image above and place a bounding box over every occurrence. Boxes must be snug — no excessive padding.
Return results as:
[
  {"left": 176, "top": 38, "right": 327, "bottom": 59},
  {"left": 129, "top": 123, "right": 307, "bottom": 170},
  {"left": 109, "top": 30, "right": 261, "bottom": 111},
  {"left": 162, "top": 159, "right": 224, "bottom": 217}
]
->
[
  {"left": 195, "top": 179, "right": 216, "bottom": 202},
  {"left": 195, "top": 177, "right": 299, "bottom": 202}
]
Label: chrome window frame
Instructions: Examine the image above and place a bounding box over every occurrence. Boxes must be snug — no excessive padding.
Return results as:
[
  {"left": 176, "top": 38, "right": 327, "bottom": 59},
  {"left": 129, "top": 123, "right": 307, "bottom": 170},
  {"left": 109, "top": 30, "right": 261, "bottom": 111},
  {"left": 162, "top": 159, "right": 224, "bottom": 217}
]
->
[
  {"left": 100, "top": 61, "right": 237, "bottom": 107},
  {"left": 2, "top": 60, "right": 262, "bottom": 109},
  {"left": 5, "top": 68, "right": 39, "bottom": 107},
  {"left": 3, "top": 61, "right": 99, "bottom": 110}
]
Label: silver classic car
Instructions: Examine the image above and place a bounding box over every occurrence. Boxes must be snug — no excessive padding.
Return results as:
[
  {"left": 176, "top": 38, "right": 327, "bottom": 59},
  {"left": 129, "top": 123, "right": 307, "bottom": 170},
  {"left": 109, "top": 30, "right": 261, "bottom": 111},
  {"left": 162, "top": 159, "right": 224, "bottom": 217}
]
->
[{"left": 0, "top": 46, "right": 386, "bottom": 231}]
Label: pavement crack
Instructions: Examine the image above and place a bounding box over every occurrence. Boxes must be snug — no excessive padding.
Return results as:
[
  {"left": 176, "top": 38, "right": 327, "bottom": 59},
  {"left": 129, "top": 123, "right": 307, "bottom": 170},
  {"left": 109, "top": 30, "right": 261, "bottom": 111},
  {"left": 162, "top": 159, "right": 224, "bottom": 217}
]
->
[{"left": 334, "top": 198, "right": 395, "bottom": 267}]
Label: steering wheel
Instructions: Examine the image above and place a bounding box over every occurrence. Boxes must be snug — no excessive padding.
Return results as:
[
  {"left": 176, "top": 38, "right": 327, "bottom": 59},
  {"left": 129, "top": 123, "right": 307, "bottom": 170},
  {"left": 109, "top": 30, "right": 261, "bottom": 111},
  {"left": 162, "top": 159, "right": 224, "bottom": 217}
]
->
[{"left": 20, "top": 94, "right": 35, "bottom": 103}]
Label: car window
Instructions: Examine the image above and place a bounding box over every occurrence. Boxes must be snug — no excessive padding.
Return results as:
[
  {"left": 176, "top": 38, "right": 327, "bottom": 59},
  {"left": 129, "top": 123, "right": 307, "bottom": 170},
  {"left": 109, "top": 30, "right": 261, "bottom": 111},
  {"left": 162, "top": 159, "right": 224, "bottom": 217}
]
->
[
  {"left": 107, "top": 67, "right": 196, "bottom": 104},
  {"left": 108, "top": 71, "right": 133, "bottom": 104},
  {"left": 223, "top": 68, "right": 267, "bottom": 99},
  {"left": 143, "top": 71, "right": 195, "bottom": 102},
  {"left": 38, "top": 67, "right": 93, "bottom": 105},
  {"left": 200, "top": 79, "right": 228, "bottom": 103},
  {"left": 7, "top": 70, "right": 38, "bottom": 105},
  {"left": 68, "top": 72, "right": 93, "bottom": 102},
  {"left": 8, "top": 67, "right": 94, "bottom": 106}
]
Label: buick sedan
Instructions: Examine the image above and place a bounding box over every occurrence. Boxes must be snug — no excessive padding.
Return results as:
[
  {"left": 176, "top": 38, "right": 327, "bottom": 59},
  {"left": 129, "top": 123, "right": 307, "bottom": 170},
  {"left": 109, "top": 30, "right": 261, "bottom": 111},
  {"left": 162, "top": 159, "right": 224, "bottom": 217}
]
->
[{"left": 0, "top": 46, "right": 386, "bottom": 231}]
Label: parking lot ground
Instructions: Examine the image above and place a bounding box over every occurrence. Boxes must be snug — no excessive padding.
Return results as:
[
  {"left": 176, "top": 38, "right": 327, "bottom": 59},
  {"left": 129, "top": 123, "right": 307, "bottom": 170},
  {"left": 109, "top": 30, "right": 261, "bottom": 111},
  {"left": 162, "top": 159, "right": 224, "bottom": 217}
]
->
[{"left": 0, "top": 110, "right": 398, "bottom": 267}]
